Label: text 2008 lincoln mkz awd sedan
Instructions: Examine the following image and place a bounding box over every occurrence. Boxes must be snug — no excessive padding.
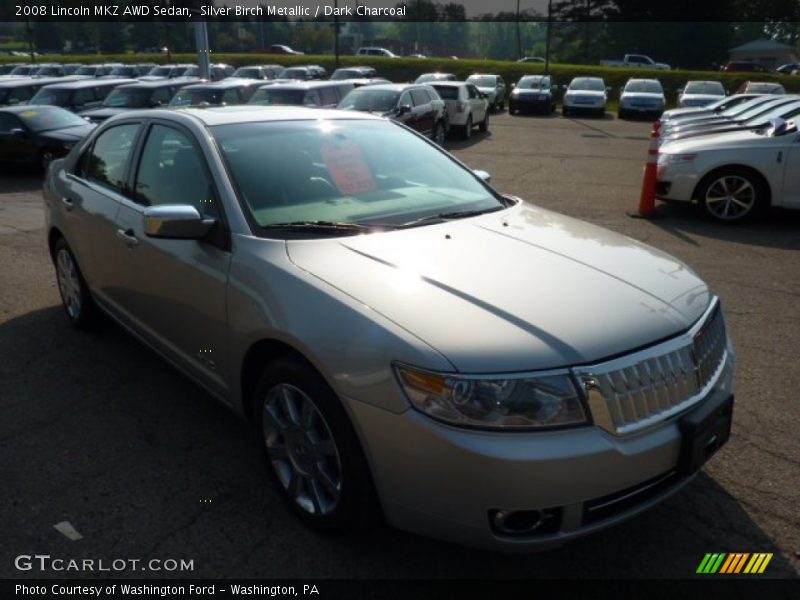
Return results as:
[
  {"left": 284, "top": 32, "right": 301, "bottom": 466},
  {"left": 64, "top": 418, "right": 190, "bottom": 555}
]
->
[{"left": 43, "top": 106, "right": 734, "bottom": 551}]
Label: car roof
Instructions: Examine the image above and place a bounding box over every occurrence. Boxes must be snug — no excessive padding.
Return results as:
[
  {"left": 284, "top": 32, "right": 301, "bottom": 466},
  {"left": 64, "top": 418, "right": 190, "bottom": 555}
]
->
[
  {"left": 0, "top": 77, "right": 65, "bottom": 88},
  {"left": 258, "top": 80, "right": 350, "bottom": 90},
  {"left": 351, "top": 83, "right": 424, "bottom": 92},
  {"left": 0, "top": 104, "right": 65, "bottom": 114},
  {"left": 467, "top": 73, "right": 498, "bottom": 78},
  {"left": 429, "top": 81, "right": 466, "bottom": 87},
  {"left": 116, "top": 78, "right": 193, "bottom": 89},
  {"left": 626, "top": 78, "right": 660, "bottom": 83},
  {"left": 147, "top": 105, "right": 383, "bottom": 126},
  {"left": 180, "top": 80, "right": 257, "bottom": 90},
  {"left": 38, "top": 78, "right": 135, "bottom": 89}
]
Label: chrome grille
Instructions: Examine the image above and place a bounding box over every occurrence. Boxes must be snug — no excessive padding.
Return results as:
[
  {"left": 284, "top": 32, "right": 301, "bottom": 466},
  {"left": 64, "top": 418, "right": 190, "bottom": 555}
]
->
[{"left": 574, "top": 300, "right": 728, "bottom": 435}]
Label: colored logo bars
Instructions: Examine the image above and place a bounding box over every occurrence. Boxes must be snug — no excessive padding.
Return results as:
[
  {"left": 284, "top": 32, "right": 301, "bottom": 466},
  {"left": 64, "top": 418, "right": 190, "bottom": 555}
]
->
[{"left": 696, "top": 553, "right": 773, "bottom": 574}]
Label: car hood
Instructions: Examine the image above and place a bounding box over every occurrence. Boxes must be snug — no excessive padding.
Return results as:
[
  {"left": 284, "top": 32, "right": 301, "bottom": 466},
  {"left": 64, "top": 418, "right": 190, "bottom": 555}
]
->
[
  {"left": 682, "top": 94, "right": 724, "bottom": 102},
  {"left": 286, "top": 203, "right": 710, "bottom": 372},
  {"left": 621, "top": 92, "right": 665, "bottom": 101},
  {"left": 474, "top": 86, "right": 497, "bottom": 94},
  {"left": 661, "top": 128, "right": 776, "bottom": 153},
  {"left": 40, "top": 124, "right": 96, "bottom": 142},
  {"left": 566, "top": 90, "right": 605, "bottom": 98},
  {"left": 514, "top": 89, "right": 549, "bottom": 96}
]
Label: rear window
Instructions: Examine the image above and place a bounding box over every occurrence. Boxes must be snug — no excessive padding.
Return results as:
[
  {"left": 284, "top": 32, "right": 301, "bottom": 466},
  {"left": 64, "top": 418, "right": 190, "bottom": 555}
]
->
[
  {"left": 684, "top": 82, "right": 725, "bottom": 95},
  {"left": 432, "top": 85, "right": 459, "bottom": 100},
  {"left": 249, "top": 88, "right": 306, "bottom": 106},
  {"left": 30, "top": 88, "right": 71, "bottom": 106},
  {"left": 338, "top": 89, "right": 400, "bottom": 112}
]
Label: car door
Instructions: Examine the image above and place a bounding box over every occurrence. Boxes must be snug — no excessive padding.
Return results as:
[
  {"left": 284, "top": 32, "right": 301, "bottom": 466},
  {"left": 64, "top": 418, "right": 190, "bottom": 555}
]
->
[
  {"left": 410, "top": 88, "right": 434, "bottom": 135},
  {"left": 0, "top": 112, "right": 30, "bottom": 161},
  {"left": 112, "top": 121, "right": 231, "bottom": 395},
  {"left": 466, "top": 84, "right": 485, "bottom": 123},
  {"left": 58, "top": 122, "right": 143, "bottom": 305},
  {"left": 782, "top": 133, "right": 800, "bottom": 208}
]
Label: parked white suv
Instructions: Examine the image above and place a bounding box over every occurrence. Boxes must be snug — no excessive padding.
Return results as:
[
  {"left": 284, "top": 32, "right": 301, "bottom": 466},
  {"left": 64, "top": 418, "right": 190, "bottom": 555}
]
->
[{"left": 430, "top": 81, "right": 489, "bottom": 139}]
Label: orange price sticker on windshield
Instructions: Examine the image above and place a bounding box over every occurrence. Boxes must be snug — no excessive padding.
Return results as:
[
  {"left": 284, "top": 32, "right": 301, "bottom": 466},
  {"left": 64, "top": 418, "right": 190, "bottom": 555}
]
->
[{"left": 321, "top": 141, "right": 377, "bottom": 196}]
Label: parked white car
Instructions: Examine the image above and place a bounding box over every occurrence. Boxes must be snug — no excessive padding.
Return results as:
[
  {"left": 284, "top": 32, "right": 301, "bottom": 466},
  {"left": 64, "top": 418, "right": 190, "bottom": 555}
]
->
[
  {"left": 618, "top": 79, "right": 666, "bottom": 119},
  {"left": 430, "top": 81, "right": 489, "bottom": 139},
  {"left": 657, "top": 118, "right": 800, "bottom": 222},
  {"left": 563, "top": 77, "right": 609, "bottom": 117},
  {"left": 465, "top": 74, "right": 507, "bottom": 111},
  {"left": 678, "top": 81, "right": 726, "bottom": 108},
  {"left": 601, "top": 54, "right": 670, "bottom": 70}
]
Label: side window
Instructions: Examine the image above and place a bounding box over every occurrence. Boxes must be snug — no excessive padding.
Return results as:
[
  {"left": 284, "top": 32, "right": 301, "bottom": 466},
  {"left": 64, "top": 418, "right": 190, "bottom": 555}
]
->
[
  {"left": 8, "top": 87, "right": 33, "bottom": 103},
  {"left": 319, "top": 86, "right": 338, "bottom": 106},
  {"left": 410, "top": 89, "right": 429, "bottom": 106},
  {"left": 81, "top": 123, "right": 140, "bottom": 194},
  {"left": 97, "top": 85, "right": 117, "bottom": 100},
  {"left": 151, "top": 88, "right": 172, "bottom": 106},
  {"left": 134, "top": 124, "right": 218, "bottom": 218},
  {"left": 399, "top": 91, "right": 413, "bottom": 107},
  {"left": 303, "top": 90, "right": 321, "bottom": 107},
  {"left": 72, "top": 88, "right": 96, "bottom": 106},
  {"left": 0, "top": 113, "right": 21, "bottom": 132},
  {"left": 222, "top": 88, "right": 240, "bottom": 105}
]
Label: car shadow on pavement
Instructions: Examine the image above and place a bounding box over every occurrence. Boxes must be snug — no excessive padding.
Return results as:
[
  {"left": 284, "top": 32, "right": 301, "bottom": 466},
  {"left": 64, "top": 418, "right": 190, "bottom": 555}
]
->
[
  {"left": 1, "top": 306, "right": 796, "bottom": 579},
  {"left": 446, "top": 130, "right": 492, "bottom": 150},
  {"left": 0, "top": 167, "right": 44, "bottom": 193},
  {"left": 649, "top": 202, "right": 800, "bottom": 251}
]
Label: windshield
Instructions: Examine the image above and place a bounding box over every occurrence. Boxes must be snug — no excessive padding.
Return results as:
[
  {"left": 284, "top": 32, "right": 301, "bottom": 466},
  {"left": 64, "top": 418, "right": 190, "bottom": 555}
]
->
[
  {"left": 10, "top": 66, "right": 36, "bottom": 75},
  {"left": 148, "top": 66, "right": 171, "bottom": 77},
  {"left": 102, "top": 87, "right": 151, "bottom": 108},
  {"left": 745, "top": 101, "right": 800, "bottom": 126},
  {"left": 234, "top": 68, "right": 261, "bottom": 78},
  {"left": 747, "top": 83, "right": 785, "bottom": 94},
  {"left": 517, "top": 77, "right": 545, "bottom": 89},
  {"left": 249, "top": 88, "right": 306, "bottom": 105},
  {"left": 279, "top": 68, "right": 308, "bottom": 80},
  {"left": 109, "top": 66, "right": 135, "bottom": 77},
  {"left": 212, "top": 119, "right": 501, "bottom": 233},
  {"left": 331, "top": 69, "right": 361, "bottom": 81},
  {"left": 170, "top": 89, "right": 220, "bottom": 106},
  {"left": 35, "top": 67, "right": 61, "bottom": 76},
  {"left": 29, "top": 88, "right": 71, "bottom": 106},
  {"left": 169, "top": 67, "right": 189, "bottom": 77},
  {"left": 17, "top": 107, "right": 87, "bottom": 132},
  {"left": 735, "top": 97, "right": 796, "bottom": 121},
  {"left": 684, "top": 81, "right": 725, "bottom": 95},
  {"left": 183, "top": 66, "right": 199, "bottom": 77},
  {"left": 467, "top": 76, "right": 496, "bottom": 87},
  {"left": 431, "top": 85, "right": 459, "bottom": 100},
  {"left": 624, "top": 81, "right": 663, "bottom": 94},
  {"left": 338, "top": 89, "right": 400, "bottom": 112},
  {"left": 569, "top": 78, "right": 604, "bottom": 91}
]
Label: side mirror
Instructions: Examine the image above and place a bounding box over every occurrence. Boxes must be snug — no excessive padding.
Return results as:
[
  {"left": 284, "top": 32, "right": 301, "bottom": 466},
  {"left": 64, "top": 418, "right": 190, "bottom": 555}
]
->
[
  {"left": 510, "top": 83, "right": 516, "bottom": 90},
  {"left": 396, "top": 104, "right": 411, "bottom": 116},
  {"left": 143, "top": 205, "right": 215, "bottom": 239},
  {"left": 562, "top": 84, "right": 568, "bottom": 91},
  {"left": 150, "top": 100, "right": 164, "bottom": 108},
  {"left": 10, "top": 127, "right": 27, "bottom": 138},
  {"left": 473, "top": 169, "right": 491, "bottom": 183}
]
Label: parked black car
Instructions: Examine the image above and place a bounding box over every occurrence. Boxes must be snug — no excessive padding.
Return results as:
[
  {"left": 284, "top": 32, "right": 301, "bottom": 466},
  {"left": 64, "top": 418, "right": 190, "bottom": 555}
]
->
[
  {"left": 338, "top": 83, "right": 449, "bottom": 145},
  {"left": 79, "top": 79, "right": 196, "bottom": 122},
  {"left": 0, "top": 105, "right": 95, "bottom": 168},
  {"left": 0, "top": 77, "right": 76, "bottom": 107},
  {"left": 249, "top": 81, "right": 355, "bottom": 109},
  {"left": 29, "top": 78, "right": 135, "bottom": 113},
  {"left": 509, "top": 75, "right": 559, "bottom": 115},
  {"left": 170, "top": 79, "right": 260, "bottom": 107}
]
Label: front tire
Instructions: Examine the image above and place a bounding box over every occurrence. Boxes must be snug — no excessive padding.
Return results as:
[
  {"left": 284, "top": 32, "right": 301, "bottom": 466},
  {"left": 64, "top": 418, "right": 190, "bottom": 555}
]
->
[
  {"left": 255, "top": 359, "right": 377, "bottom": 530},
  {"left": 431, "top": 121, "right": 446, "bottom": 146},
  {"left": 562, "top": 105, "right": 570, "bottom": 117},
  {"left": 697, "top": 168, "right": 768, "bottom": 223},
  {"left": 53, "top": 238, "right": 100, "bottom": 329},
  {"left": 479, "top": 112, "right": 489, "bottom": 132}
]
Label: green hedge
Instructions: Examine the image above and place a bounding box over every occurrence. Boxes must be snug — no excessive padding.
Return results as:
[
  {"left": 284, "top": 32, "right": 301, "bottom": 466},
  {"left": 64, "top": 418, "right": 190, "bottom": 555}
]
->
[{"left": 3, "top": 52, "right": 798, "bottom": 107}]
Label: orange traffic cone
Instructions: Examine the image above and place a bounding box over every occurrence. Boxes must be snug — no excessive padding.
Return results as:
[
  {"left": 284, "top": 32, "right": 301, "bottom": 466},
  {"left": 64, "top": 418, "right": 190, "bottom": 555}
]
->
[{"left": 629, "top": 124, "right": 662, "bottom": 219}]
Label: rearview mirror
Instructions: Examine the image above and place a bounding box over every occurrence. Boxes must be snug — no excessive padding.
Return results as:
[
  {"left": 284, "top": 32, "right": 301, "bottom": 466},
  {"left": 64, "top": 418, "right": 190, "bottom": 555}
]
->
[
  {"left": 396, "top": 104, "right": 411, "bottom": 116},
  {"left": 10, "top": 127, "right": 27, "bottom": 138},
  {"left": 143, "top": 205, "right": 215, "bottom": 239},
  {"left": 473, "top": 169, "right": 491, "bottom": 183}
]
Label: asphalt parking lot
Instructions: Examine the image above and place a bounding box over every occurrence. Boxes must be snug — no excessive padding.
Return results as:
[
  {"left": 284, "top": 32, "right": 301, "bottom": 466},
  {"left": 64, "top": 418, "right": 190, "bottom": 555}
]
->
[{"left": 1, "top": 110, "right": 798, "bottom": 579}]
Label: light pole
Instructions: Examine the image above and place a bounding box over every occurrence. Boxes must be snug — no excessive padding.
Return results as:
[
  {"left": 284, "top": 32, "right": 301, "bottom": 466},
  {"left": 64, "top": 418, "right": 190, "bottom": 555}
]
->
[
  {"left": 545, "top": 0, "right": 552, "bottom": 75},
  {"left": 334, "top": 0, "right": 340, "bottom": 69},
  {"left": 516, "top": 0, "right": 521, "bottom": 60}
]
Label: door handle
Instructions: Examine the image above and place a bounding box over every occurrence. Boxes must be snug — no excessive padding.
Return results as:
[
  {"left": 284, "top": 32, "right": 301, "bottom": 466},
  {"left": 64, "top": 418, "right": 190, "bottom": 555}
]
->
[
  {"left": 61, "top": 196, "right": 75, "bottom": 211},
  {"left": 116, "top": 228, "right": 138, "bottom": 247}
]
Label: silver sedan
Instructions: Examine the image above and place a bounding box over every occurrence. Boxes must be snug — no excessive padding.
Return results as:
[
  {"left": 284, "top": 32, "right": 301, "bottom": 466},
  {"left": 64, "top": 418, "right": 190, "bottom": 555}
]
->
[{"left": 43, "top": 107, "right": 735, "bottom": 551}]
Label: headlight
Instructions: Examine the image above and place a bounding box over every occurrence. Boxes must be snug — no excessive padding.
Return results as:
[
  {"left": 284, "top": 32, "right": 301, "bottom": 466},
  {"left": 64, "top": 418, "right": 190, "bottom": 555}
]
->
[
  {"left": 394, "top": 364, "right": 588, "bottom": 430},
  {"left": 511, "top": 89, "right": 520, "bottom": 96},
  {"left": 657, "top": 153, "right": 697, "bottom": 165}
]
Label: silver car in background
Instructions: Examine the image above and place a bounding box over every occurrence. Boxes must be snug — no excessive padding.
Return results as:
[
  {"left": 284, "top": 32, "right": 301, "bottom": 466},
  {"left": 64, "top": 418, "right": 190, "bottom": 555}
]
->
[
  {"left": 678, "top": 80, "right": 727, "bottom": 108},
  {"left": 617, "top": 78, "right": 666, "bottom": 119},
  {"left": 43, "top": 107, "right": 735, "bottom": 551},
  {"left": 466, "top": 73, "right": 507, "bottom": 112}
]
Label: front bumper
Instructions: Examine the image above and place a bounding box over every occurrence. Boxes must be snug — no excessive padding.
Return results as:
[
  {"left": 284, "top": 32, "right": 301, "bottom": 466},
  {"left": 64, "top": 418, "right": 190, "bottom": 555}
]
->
[
  {"left": 345, "top": 350, "right": 734, "bottom": 552},
  {"left": 510, "top": 94, "right": 552, "bottom": 111},
  {"left": 655, "top": 161, "right": 702, "bottom": 202}
]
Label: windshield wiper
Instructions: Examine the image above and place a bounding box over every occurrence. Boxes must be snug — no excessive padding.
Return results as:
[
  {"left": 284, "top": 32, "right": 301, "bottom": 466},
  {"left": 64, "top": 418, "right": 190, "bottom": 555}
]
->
[
  {"left": 261, "top": 220, "right": 393, "bottom": 235},
  {"left": 397, "top": 206, "right": 505, "bottom": 229}
]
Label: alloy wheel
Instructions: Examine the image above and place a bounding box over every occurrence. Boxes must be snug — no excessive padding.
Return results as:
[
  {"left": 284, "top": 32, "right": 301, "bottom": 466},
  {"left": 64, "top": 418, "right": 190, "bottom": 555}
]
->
[
  {"left": 56, "top": 248, "right": 82, "bottom": 321},
  {"left": 262, "top": 383, "right": 343, "bottom": 516},
  {"left": 704, "top": 175, "right": 756, "bottom": 221}
]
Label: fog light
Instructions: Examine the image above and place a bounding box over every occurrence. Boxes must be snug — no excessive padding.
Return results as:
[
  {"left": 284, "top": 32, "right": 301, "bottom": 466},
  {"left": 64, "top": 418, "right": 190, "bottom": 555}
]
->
[{"left": 489, "top": 507, "right": 562, "bottom": 536}]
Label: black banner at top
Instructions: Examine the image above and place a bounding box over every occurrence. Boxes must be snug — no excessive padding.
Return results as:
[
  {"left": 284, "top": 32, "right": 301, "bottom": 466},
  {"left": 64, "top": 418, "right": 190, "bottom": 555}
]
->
[{"left": 1, "top": 0, "right": 800, "bottom": 22}]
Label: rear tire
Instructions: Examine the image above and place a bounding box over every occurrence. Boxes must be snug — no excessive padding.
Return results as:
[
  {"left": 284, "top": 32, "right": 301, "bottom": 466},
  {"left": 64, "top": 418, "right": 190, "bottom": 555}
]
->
[
  {"left": 479, "top": 112, "right": 489, "bottom": 132},
  {"left": 562, "top": 106, "right": 570, "bottom": 117},
  {"left": 53, "top": 237, "right": 101, "bottom": 330},
  {"left": 431, "top": 121, "right": 445, "bottom": 146},
  {"left": 254, "top": 359, "right": 379, "bottom": 530},
  {"left": 462, "top": 115, "right": 472, "bottom": 139}
]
